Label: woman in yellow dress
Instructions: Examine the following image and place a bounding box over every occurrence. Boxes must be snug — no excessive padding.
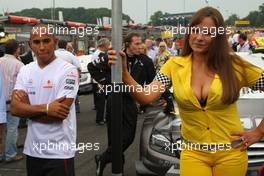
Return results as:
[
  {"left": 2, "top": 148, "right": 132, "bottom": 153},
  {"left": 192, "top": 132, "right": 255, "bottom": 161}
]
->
[{"left": 109, "top": 6, "right": 264, "bottom": 176}]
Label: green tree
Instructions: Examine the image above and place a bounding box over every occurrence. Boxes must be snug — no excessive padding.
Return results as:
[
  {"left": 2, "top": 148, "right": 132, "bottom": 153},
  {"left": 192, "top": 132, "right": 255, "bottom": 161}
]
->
[
  {"left": 244, "top": 11, "right": 259, "bottom": 27},
  {"left": 149, "top": 11, "right": 163, "bottom": 26},
  {"left": 225, "top": 14, "right": 239, "bottom": 26},
  {"left": 257, "top": 3, "right": 264, "bottom": 26},
  {"left": 242, "top": 3, "right": 264, "bottom": 27}
]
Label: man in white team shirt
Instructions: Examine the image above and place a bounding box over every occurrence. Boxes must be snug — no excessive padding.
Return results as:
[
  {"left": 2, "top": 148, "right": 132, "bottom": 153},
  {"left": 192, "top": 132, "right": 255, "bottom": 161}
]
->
[
  {"left": 10, "top": 24, "right": 79, "bottom": 176},
  {"left": 55, "top": 39, "right": 81, "bottom": 71}
]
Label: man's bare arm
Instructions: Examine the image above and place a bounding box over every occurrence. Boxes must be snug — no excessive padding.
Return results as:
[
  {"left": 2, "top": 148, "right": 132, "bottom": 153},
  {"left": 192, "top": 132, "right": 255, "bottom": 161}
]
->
[
  {"left": 10, "top": 90, "right": 72, "bottom": 123},
  {"left": 11, "top": 90, "right": 47, "bottom": 118},
  {"left": 31, "top": 98, "right": 74, "bottom": 123}
]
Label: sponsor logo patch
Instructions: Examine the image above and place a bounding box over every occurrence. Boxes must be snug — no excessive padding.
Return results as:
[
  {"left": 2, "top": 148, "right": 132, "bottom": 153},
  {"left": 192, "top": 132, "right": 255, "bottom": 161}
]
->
[
  {"left": 64, "top": 85, "right": 74, "bottom": 90},
  {"left": 66, "top": 79, "right": 75, "bottom": 85},
  {"left": 43, "top": 80, "right": 53, "bottom": 88},
  {"left": 67, "top": 71, "right": 77, "bottom": 78},
  {"left": 28, "top": 91, "right": 36, "bottom": 95}
]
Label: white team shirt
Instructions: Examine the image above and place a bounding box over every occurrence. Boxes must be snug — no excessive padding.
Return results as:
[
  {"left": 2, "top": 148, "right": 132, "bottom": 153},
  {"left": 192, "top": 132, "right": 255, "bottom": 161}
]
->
[
  {"left": 237, "top": 41, "right": 251, "bottom": 52},
  {"left": 14, "top": 58, "right": 79, "bottom": 159},
  {"left": 55, "top": 49, "right": 81, "bottom": 70},
  {"left": 232, "top": 33, "right": 240, "bottom": 44}
]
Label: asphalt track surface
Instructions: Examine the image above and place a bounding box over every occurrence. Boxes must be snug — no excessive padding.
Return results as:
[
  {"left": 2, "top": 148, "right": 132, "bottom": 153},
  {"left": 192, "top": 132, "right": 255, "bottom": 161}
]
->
[{"left": 0, "top": 94, "right": 144, "bottom": 176}]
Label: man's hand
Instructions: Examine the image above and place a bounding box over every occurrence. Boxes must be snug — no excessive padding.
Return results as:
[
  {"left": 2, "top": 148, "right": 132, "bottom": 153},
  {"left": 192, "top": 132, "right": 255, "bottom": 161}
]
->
[
  {"left": 13, "top": 90, "right": 30, "bottom": 104},
  {"left": 47, "top": 96, "right": 70, "bottom": 120},
  {"left": 11, "top": 90, "right": 73, "bottom": 123},
  {"left": 13, "top": 91, "right": 69, "bottom": 120}
]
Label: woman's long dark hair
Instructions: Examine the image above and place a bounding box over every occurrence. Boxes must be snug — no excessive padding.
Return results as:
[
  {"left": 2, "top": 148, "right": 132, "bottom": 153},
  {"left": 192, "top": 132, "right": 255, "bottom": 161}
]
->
[{"left": 182, "top": 7, "right": 248, "bottom": 104}]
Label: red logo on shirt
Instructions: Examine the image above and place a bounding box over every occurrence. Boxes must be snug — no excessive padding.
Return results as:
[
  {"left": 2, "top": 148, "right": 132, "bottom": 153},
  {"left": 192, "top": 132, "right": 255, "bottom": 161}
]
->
[{"left": 43, "top": 80, "right": 53, "bottom": 88}]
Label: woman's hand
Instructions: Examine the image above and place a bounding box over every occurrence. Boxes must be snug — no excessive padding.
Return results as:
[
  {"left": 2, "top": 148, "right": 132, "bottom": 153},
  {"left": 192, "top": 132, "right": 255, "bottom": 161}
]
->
[
  {"left": 108, "top": 48, "right": 129, "bottom": 76},
  {"left": 231, "top": 128, "right": 264, "bottom": 151}
]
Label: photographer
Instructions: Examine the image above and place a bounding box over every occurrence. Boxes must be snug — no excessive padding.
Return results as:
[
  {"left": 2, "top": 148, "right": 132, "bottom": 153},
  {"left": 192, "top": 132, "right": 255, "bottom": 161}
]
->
[{"left": 88, "top": 38, "right": 111, "bottom": 125}]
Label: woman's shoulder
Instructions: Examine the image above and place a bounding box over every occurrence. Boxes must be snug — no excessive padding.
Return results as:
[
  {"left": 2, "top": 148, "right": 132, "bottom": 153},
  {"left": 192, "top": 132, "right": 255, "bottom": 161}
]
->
[
  {"left": 231, "top": 53, "right": 262, "bottom": 82},
  {"left": 160, "top": 55, "right": 192, "bottom": 77},
  {"left": 231, "top": 53, "right": 260, "bottom": 71},
  {"left": 168, "top": 54, "right": 191, "bottom": 66}
]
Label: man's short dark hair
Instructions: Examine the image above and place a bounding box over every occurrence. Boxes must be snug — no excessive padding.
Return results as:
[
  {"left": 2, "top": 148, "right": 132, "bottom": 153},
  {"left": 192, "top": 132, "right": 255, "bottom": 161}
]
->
[
  {"left": 5, "top": 39, "right": 19, "bottom": 55},
  {"left": 124, "top": 32, "right": 141, "bottom": 47},
  {"left": 239, "top": 33, "right": 247, "bottom": 41},
  {"left": 155, "top": 38, "right": 162, "bottom": 42},
  {"left": 58, "top": 40, "right": 67, "bottom": 49}
]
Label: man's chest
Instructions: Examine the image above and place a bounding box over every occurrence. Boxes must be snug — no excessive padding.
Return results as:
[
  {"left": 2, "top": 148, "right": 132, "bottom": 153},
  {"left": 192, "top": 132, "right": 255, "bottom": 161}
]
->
[{"left": 25, "top": 74, "right": 59, "bottom": 102}]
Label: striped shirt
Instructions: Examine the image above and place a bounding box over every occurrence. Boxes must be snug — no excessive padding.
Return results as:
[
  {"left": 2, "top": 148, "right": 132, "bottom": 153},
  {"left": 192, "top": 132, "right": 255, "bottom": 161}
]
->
[
  {"left": 0, "top": 54, "right": 24, "bottom": 102},
  {"left": 0, "top": 68, "right": 6, "bottom": 123}
]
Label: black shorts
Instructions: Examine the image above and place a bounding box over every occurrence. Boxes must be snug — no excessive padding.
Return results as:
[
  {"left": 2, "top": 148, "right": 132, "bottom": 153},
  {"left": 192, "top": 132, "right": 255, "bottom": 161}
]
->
[{"left": 26, "top": 155, "right": 75, "bottom": 176}]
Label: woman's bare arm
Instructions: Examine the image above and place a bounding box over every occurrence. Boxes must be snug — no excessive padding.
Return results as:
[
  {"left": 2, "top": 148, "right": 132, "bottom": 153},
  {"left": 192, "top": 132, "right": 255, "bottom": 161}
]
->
[
  {"left": 108, "top": 49, "right": 166, "bottom": 105},
  {"left": 123, "top": 71, "right": 165, "bottom": 104}
]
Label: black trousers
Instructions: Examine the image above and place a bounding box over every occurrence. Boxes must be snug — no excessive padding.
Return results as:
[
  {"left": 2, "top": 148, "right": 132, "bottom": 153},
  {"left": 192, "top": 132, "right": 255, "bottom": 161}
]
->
[
  {"left": 101, "top": 95, "right": 138, "bottom": 164},
  {"left": 92, "top": 83, "right": 98, "bottom": 109},
  {"left": 26, "top": 155, "right": 75, "bottom": 176},
  {"left": 95, "top": 92, "right": 106, "bottom": 123}
]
